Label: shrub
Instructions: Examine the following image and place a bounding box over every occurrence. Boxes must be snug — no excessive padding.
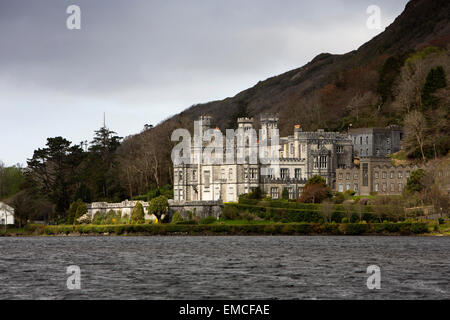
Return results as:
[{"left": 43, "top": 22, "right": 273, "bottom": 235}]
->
[
  {"left": 248, "top": 187, "right": 263, "bottom": 200},
  {"left": 106, "top": 210, "right": 121, "bottom": 224},
  {"left": 171, "top": 212, "right": 184, "bottom": 224},
  {"left": 75, "top": 203, "right": 88, "bottom": 222},
  {"left": 345, "top": 223, "right": 367, "bottom": 235},
  {"left": 295, "top": 223, "right": 313, "bottom": 234},
  {"left": 175, "top": 220, "right": 198, "bottom": 225},
  {"left": 200, "top": 216, "right": 217, "bottom": 224},
  {"left": 282, "top": 188, "right": 290, "bottom": 200},
  {"left": 399, "top": 223, "right": 412, "bottom": 235},
  {"left": 438, "top": 218, "right": 444, "bottom": 225},
  {"left": 114, "top": 225, "right": 125, "bottom": 235},
  {"left": 341, "top": 217, "right": 349, "bottom": 223},
  {"left": 93, "top": 212, "right": 105, "bottom": 225},
  {"left": 263, "top": 224, "right": 277, "bottom": 234},
  {"left": 298, "top": 175, "right": 332, "bottom": 203},
  {"left": 405, "top": 169, "right": 425, "bottom": 194},
  {"left": 240, "top": 211, "right": 256, "bottom": 221},
  {"left": 67, "top": 199, "right": 86, "bottom": 224},
  {"left": 344, "top": 189, "right": 356, "bottom": 197},
  {"left": 24, "top": 224, "right": 45, "bottom": 235},
  {"left": 238, "top": 197, "right": 260, "bottom": 205},
  {"left": 131, "top": 202, "right": 145, "bottom": 224},
  {"left": 281, "top": 224, "right": 295, "bottom": 235},
  {"left": 221, "top": 206, "right": 240, "bottom": 220},
  {"left": 120, "top": 214, "right": 130, "bottom": 224},
  {"left": 410, "top": 222, "right": 428, "bottom": 234},
  {"left": 333, "top": 192, "right": 345, "bottom": 204},
  {"left": 149, "top": 196, "right": 169, "bottom": 220}
]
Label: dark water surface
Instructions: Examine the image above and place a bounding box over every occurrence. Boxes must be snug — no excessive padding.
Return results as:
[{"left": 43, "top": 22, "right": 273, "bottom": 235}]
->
[{"left": 0, "top": 236, "right": 448, "bottom": 299}]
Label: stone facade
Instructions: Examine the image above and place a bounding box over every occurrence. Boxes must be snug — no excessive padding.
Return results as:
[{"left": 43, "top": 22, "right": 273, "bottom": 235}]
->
[
  {"left": 335, "top": 157, "right": 422, "bottom": 196},
  {"left": 174, "top": 115, "right": 354, "bottom": 202},
  {"left": 168, "top": 200, "right": 223, "bottom": 220},
  {"left": 348, "top": 125, "right": 403, "bottom": 157}
]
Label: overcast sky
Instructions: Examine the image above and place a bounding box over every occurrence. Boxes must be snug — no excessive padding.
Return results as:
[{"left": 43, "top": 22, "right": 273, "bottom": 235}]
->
[{"left": 0, "top": 0, "right": 409, "bottom": 166}]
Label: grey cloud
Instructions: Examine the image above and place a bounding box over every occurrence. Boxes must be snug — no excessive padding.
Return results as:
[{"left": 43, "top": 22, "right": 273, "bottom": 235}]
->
[{"left": 0, "top": 0, "right": 408, "bottom": 165}]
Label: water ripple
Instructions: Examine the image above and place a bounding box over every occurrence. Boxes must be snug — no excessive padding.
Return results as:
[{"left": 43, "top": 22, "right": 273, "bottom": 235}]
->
[{"left": 0, "top": 236, "right": 448, "bottom": 299}]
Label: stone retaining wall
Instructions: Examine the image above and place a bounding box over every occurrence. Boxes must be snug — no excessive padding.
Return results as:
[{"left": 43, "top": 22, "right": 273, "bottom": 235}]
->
[
  {"left": 168, "top": 200, "right": 223, "bottom": 220},
  {"left": 87, "top": 199, "right": 223, "bottom": 221}
]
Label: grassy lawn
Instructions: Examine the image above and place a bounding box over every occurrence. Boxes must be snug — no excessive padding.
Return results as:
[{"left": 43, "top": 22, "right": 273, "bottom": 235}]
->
[{"left": 435, "top": 221, "right": 450, "bottom": 235}]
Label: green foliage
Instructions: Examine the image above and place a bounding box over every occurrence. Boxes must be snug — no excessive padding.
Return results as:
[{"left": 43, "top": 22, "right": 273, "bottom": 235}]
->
[
  {"left": 221, "top": 205, "right": 241, "bottom": 220},
  {"left": 334, "top": 192, "right": 345, "bottom": 204},
  {"left": 131, "top": 202, "right": 145, "bottom": 224},
  {"left": 405, "top": 169, "right": 425, "bottom": 194},
  {"left": 27, "top": 137, "right": 85, "bottom": 217},
  {"left": 74, "top": 184, "right": 92, "bottom": 203},
  {"left": 0, "top": 165, "right": 24, "bottom": 200},
  {"left": 171, "top": 212, "right": 184, "bottom": 223},
  {"left": 66, "top": 199, "right": 86, "bottom": 224},
  {"left": 299, "top": 175, "right": 332, "bottom": 203},
  {"left": 305, "top": 175, "right": 327, "bottom": 186},
  {"left": 23, "top": 123, "right": 126, "bottom": 223},
  {"left": 221, "top": 206, "right": 257, "bottom": 221},
  {"left": 238, "top": 197, "right": 260, "bottom": 206},
  {"left": 148, "top": 196, "right": 169, "bottom": 219},
  {"left": 200, "top": 216, "right": 217, "bottom": 224},
  {"left": 410, "top": 222, "right": 428, "bottom": 234},
  {"left": 35, "top": 221, "right": 430, "bottom": 236},
  {"left": 93, "top": 212, "right": 105, "bottom": 225},
  {"left": 105, "top": 209, "right": 121, "bottom": 224},
  {"left": 281, "top": 188, "right": 290, "bottom": 200},
  {"left": 405, "top": 46, "right": 444, "bottom": 66},
  {"left": 133, "top": 185, "right": 174, "bottom": 201},
  {"left": 421, "top": 66, "right": 447, "bottom": 109},
  {"left": 344, "top": 189, "right": 356, "bottom": 197},
  {"left": 248, "top": 187, "right": 263, "bottom": 200},
  {"left": 341, "top": 223, "right": 367, "bottom": 235},
  {"left": 224, "top": 203, "right": 321, "bottom": 223},
  {"left": 174, "top": 220, "right": 198, "bottom": 225},
  {"left": 377, "top": 55, "right": 403, "bottom": 103},
  {"left": 75, "top": 202, "right": 87, "bottom": 220}
]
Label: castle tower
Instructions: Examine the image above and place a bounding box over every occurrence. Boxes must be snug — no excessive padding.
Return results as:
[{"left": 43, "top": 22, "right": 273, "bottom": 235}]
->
[
  {"left": 260, "top": 114, "right": 279, "bottom": 132},
  {"left": 237, "top": 117, "right": 254, "bottom": 130},
  {"left": 198, "top": 115, "right": 212, "bottom": 132}
]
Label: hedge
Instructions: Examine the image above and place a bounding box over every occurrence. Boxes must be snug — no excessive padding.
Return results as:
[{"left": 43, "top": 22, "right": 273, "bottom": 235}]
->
[
  {"left": 227, "top": 202, "right": 400, "bottom": 223},
  {"left": 34, "top": 222, "right": 429, "bottom": 236}
]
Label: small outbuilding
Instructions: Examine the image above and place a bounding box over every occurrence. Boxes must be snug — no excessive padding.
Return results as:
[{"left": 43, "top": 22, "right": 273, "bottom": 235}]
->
[{"left": 0, "top": 202, "right": 15, "bottom": 225}]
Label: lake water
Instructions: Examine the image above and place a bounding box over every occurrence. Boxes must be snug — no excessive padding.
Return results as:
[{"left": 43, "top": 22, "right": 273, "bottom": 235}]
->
[{"left": 0, "top": 236, "right": 448, "bottom": 299}]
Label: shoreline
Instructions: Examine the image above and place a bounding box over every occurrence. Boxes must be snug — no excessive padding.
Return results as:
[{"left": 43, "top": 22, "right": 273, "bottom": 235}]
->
[{"left": 2, "top": 221, "right": 448, "bottom": 237}]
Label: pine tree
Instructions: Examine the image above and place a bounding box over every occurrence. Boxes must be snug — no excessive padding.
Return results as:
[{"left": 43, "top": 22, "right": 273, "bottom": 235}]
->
[{"left": 421, "top": 66, "right": 447, "bottom": 109}]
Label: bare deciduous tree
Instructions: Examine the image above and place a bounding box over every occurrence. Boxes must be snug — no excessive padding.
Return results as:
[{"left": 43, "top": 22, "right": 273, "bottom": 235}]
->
[
  {"left": 320, "top": 200, "right": 334, "bottom": 223},
  {"left": 404, "top": 110, "right": 427, "bottom": 161}
]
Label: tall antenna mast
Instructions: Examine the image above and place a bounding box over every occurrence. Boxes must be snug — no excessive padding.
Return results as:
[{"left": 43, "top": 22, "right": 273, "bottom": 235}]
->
[{"left": 103, "top": 112, "right": 106, "bottom": 128}]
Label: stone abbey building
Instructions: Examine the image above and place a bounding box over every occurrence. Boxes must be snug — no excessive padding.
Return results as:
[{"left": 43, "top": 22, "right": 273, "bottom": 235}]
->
[
  {"left": 335, "top": 157, "right": 422, "bottom": 196},
  {"left": 348, "top": 126, "right": 404, "bottom": 157},
  {"left": 173, "top": 115, "right": 354, "bottom": 202}
]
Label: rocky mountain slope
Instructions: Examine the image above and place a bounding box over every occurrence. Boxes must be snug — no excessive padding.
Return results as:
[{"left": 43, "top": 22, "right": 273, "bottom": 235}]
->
[{"left": 118, "top": 0, "right": 450, "bottom": 190}]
